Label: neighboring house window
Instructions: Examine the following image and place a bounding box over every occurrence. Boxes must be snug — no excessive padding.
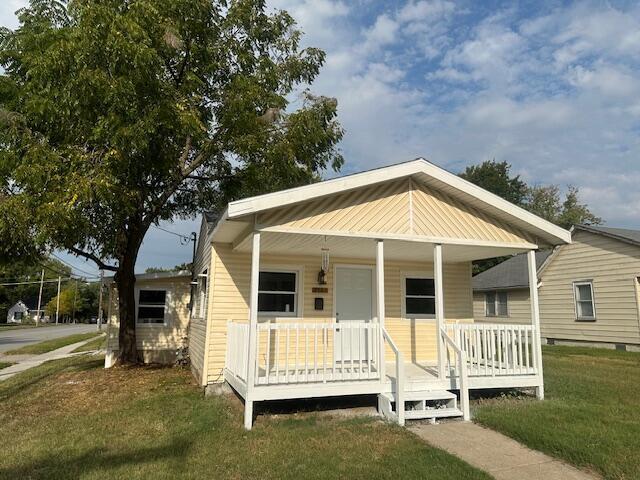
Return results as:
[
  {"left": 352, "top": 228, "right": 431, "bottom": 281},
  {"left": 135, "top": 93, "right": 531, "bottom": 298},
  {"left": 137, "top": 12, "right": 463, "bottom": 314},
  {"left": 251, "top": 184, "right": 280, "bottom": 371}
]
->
[
  {"left": 137, "top": 289, "right": 167, "bottom": 324},
  {"left": 404, "top": 277, "right": 435, "bottom": 317},
  {"left": 258, "top": 271, "right": 298, "bottom": 316},
  {"left": 574, "top": 281, "right": 596, "bottom": 321},
  {"left": 485, "top": 291, "right": 508, "bottom": 317},
  {"left": 14, "top": 311, "right": 23, "bottom": 320}
]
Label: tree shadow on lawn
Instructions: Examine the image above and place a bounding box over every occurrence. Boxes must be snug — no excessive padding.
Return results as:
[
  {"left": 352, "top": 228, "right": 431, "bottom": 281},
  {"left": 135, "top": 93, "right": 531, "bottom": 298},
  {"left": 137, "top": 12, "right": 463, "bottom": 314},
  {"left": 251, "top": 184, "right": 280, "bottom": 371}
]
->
[
  {"left": 0, "top": 358, "right": 105, "bottom": 403},
  {"left": 0, "top": 437, "right": 195, "bottom": 480}
]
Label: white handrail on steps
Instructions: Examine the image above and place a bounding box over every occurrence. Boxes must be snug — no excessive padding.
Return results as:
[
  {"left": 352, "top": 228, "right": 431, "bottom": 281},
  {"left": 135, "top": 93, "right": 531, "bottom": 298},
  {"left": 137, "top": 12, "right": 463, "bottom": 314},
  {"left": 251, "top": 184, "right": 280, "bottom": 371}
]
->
[
  {"left": 382, "top": 327, "right": 405, "bottom": 426},
  {"left": 441, "top": 328, "right": 470, "bottom": 421}
]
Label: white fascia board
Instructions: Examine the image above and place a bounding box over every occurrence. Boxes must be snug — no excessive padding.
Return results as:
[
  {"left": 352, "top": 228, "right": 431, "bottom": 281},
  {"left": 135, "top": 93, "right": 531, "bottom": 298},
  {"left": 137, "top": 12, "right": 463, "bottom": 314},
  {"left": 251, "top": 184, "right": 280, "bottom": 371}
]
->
[
  {"left": 417, "top": 160, "right": 572, "bottom": 245},
  {"left": 226, "top": 160, "right": 424, "bottom": 218}
]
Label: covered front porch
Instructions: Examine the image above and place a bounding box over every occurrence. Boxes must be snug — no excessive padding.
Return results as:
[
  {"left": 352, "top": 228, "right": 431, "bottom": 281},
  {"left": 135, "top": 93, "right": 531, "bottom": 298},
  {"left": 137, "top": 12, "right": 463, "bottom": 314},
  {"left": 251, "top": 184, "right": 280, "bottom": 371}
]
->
[{"left": 223, "top": 230, "right": 544, "bottom": 429}]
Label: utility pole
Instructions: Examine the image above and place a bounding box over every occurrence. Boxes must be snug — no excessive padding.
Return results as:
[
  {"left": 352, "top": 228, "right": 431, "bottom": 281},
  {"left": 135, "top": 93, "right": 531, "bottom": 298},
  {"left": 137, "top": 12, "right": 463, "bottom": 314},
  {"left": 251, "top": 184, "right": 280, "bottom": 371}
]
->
[
  {"left": 97, "top": 270, "right": 104, "bottom": 331},
  {"left": 55, "top": 276, "right": 61, "bottom": 324},
  {"left": 35, "top": 269, "right": 44, "bottom": 326},
  {"left": 72, "top": 279, "right": 78, "bottom": 324}
]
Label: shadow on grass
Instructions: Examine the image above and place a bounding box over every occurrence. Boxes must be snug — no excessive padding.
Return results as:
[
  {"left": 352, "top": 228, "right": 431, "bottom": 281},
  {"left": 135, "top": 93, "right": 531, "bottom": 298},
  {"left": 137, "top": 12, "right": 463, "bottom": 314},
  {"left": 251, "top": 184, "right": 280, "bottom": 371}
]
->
[
  {"left": 0, "top": 357, "right": 104, "bottom": 402},
  {"left": 0, "top": 437, "right": 195, "bottom": 479}
]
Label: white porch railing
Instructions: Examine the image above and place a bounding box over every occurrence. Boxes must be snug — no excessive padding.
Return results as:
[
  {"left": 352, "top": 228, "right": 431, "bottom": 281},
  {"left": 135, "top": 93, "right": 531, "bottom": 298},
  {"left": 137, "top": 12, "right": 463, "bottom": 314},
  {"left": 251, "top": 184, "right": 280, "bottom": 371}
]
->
[
  {"left": 382, "top": 327, "right": 405, "bottom": 426},
  {"left": 441, "top": 328, "right": 470, "bottom": 420},
  {"left": 226, "top": 321, "right": 250, "bottom": 382},
  {"left": 446, "top": 323, "right": 539, "bottom": 377},
  {"left": 226, "top": 321, "right": 382, "bottom": 386}
]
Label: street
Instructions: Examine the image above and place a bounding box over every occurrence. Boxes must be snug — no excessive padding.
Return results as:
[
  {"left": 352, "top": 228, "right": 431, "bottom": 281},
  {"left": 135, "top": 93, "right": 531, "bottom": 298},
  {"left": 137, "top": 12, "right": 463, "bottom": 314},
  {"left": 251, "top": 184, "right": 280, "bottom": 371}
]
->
[{"left": 0, "top": 324, "right": 98, "bottom": 353}]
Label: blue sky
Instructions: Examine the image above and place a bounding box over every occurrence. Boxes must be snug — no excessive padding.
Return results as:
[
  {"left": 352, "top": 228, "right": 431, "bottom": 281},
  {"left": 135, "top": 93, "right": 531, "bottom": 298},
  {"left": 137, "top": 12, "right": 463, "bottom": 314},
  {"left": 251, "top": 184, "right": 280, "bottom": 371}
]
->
[{"left": 2, "top": 0, "right": 639, "bottom": 275}]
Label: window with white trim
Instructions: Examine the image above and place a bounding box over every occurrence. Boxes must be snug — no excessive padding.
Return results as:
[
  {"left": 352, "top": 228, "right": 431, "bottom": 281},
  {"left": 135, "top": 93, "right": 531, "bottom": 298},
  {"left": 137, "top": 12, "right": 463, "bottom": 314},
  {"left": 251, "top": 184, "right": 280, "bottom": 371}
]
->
[
  {"left": 198, "top": 270, "right": 208, "bottom": 318},
  {"left": 258, "top": 271, "right": 298, "bottom": 316},
  {"left": 574, "top": 281, "right": 595, "bottom": 321},
  {"left": 404, "top": 277, "right": 435, "bottom": 317},
  {"left": 485, "top": 291, "right": 508, "bottom": 317},
  {"left": 137, "top": 289, "right": 167, "bottom": 324}
]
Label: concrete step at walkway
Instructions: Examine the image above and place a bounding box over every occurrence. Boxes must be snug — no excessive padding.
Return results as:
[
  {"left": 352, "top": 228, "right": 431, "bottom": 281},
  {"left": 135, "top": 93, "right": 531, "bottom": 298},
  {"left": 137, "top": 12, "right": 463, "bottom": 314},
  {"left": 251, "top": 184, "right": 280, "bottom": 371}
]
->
[
  {"left": 0, "top": 335, "right": 104, "bottom": 382},
  {"left": 410, "top": 422, "right": 600, "bottom": 480}
]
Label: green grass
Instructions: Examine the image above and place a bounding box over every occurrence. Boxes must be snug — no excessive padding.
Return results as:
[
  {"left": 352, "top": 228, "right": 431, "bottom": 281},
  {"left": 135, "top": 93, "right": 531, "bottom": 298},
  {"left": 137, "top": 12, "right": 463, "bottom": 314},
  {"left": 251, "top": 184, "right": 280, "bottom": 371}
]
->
[
  {"left": 4, "top": 332, "right": 101, "bottom": 356},
  {"left": 0, "top": 356, "right": 490, "bottom": 480},
  {"left": 71, "top": 334, "right": 106, "bottom": 353},
  {"left": 0, "top": 362, "right": 15, "bottom": 370},
  {"left": 473, "top": 345, "right": 640, "bottom": 479},
  {"left": 0, "top": 323, "right": 60, "bottom": 331}
]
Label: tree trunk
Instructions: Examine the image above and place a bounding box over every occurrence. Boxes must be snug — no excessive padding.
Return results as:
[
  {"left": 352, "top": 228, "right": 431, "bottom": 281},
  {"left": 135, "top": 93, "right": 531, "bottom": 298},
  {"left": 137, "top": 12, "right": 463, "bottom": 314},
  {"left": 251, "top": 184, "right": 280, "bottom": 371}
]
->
[{"left": 114, "top": 255, "right": 139, "bottom": 363}]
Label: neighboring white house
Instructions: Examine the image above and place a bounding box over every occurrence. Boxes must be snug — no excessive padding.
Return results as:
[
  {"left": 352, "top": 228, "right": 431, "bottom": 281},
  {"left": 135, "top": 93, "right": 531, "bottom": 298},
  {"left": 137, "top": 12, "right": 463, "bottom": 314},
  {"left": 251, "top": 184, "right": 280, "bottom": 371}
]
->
[
  {"left": 6, "top": 299, "right": 46, "bottom": 323},
  {"left": 7, "top": 300, "right": 30, "bottom": 323},
  {"left": 473, "top": 225, "right": 640, "bottom": 351}
]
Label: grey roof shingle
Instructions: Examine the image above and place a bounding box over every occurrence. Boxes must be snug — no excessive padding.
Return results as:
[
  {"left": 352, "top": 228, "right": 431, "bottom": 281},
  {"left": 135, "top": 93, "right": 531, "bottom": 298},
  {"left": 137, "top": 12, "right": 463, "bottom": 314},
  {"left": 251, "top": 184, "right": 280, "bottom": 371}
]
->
[
  {"left": 575, "top": 225, "right": 640, "bottom": 246},
  {"left": 472, "top": 251, "right": 552, "bottom": 291}
]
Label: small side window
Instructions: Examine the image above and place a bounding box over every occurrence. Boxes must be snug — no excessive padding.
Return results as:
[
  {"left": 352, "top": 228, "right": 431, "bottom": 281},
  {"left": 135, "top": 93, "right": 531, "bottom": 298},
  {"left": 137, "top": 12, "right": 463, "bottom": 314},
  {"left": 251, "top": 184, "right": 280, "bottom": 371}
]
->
[
  {"left": 137, "top": 290, "right": 167, "bottom": 324},
  {"left": 485, "top": 291, "right": 508, "bottom": 317},
  {"left": 574, "top": 281, "right": 596, "bottom": 321}
]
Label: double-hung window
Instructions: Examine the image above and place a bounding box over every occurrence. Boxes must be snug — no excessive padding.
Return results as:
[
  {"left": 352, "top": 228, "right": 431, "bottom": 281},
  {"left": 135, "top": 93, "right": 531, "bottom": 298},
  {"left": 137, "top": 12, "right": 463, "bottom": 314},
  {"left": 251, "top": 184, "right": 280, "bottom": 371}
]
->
[
  {"left": 485, "top": 291, "right": 508, "bottom": 317},
  {"left": 574, "top": 281, "right": 596, "bottom": 321},
  {"left": 137, "top": 289, "right": 167, "bottom": 325},
  {"left": 404, "top": 277, "right": 435, "bottom": 317},
  {"left": 258, "top": 271, "right": 298, "bottom": 316}
]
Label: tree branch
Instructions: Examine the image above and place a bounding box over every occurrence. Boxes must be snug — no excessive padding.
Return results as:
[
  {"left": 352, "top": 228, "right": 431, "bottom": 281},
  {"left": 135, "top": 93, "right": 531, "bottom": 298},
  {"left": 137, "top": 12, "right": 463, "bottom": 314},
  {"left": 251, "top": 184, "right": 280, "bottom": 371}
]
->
[{"left": 68, "top": 246, "right": 118, "bottom": 272}]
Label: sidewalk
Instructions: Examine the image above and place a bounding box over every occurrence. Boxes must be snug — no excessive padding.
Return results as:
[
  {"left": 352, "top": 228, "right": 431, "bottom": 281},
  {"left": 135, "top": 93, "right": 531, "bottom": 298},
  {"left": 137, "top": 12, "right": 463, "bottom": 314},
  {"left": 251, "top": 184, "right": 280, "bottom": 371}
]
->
[
  {"left": 0, "top": 336, "right": 104, "bottom": 382},
  {"left": 410, "top": 422, "right": 600, "bottom": 480}
]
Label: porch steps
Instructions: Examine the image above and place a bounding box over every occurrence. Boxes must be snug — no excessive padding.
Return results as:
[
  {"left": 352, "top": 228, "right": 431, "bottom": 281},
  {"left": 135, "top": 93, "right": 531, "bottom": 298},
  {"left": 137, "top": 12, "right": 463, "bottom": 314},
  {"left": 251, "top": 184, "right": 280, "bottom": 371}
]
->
[{"left": 379, "top": 390, "right": 463, "bottom": 422}]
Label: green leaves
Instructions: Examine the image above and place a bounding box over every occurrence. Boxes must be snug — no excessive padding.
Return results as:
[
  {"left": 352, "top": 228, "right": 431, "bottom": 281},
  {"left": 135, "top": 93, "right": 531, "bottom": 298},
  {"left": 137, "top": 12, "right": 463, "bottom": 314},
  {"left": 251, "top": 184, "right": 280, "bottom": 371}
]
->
[{"left": 0, "top": 0, "right": 343, "bottom": 268}]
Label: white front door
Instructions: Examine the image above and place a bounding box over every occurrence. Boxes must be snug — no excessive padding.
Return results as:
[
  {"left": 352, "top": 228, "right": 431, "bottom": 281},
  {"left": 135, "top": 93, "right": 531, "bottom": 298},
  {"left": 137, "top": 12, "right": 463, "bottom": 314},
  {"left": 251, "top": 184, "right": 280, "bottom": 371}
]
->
[{"left": 335, "top": 267, "right": 373, "bottom": 362}]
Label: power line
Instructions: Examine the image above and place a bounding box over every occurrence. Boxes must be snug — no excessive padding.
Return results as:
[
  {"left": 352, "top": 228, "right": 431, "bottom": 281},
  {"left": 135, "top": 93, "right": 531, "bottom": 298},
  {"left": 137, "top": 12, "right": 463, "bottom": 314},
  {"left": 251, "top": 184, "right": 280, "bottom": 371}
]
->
[
  {"left": 152, "top": 224, "right": 192, "bottom": 242},
  {"left": 0, "top": 278, "right": 75, "bottom": 286},
  {"left": 50, "top": 253, "right": 99, "bottom": 277}
]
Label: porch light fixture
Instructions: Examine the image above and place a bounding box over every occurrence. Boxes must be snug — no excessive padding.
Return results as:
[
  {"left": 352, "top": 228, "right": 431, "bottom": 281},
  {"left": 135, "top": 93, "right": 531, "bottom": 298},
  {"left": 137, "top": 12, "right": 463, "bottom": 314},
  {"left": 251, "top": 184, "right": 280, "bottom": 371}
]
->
[{"left": 318, "top": 247, "right": 329, "bottom": 285}]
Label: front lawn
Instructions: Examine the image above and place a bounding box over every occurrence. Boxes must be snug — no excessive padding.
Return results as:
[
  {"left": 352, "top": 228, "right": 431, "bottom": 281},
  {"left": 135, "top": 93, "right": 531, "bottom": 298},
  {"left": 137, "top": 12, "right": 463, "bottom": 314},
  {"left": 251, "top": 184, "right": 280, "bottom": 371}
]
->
[
  {"left": 0, "top": 362, "right": 15, "bottom": 370},
  {"left": 0, "top": 355, "right": 490, "bottom": 480},
  {"left": 71, "top": 334, "right": 106, "bottom": 353},
  {"left": 474, "top": 345, "right": 640, "bottom": 479},
  {"left": 4, "top": 332, "right": 101, "bottom": 355}
]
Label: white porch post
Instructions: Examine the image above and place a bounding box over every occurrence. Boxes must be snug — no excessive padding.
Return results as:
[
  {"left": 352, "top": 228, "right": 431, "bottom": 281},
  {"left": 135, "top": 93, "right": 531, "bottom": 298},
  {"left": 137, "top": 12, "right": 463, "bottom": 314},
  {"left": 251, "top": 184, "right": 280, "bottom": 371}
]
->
[
  {"left": 244, "top": 232, "right": 260, "bottom": 429},
  {"left": 434, "top": 244, "right": 446, "bottom": 380},
  {"left": 527, "top": 250, "right": 544, "bottom": 400},
  {"left": 376, "top": 240, "right": 386, "bottom": 381}
]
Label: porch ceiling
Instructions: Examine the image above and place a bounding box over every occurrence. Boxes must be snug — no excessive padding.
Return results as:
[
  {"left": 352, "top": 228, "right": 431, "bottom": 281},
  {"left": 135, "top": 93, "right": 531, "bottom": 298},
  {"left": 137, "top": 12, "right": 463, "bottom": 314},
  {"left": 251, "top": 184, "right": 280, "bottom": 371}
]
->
[{"left": 233, "top": 231, "right": 531, "bottom": 262}]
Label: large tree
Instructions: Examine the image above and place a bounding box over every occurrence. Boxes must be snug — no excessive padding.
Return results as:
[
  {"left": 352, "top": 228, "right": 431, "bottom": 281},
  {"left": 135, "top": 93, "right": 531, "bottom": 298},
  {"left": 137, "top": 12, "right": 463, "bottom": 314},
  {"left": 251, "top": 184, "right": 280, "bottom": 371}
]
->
[
  {"left": 459, "top": 160, "right": 528, "bottom": 206},
  {"left": 0, "top": 0, "right": 344, "bottom": 362},
  {"left": 461, "top": 160, "right": 603, "bottom": 274}
]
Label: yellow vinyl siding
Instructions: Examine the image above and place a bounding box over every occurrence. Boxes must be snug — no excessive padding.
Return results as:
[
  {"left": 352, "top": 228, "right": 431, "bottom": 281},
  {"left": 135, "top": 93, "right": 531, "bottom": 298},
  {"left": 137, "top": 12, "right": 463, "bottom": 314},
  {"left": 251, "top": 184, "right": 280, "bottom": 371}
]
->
[
  {"left": 256, "top": 178, "right": 534, "bottom": 246},
  {"left": 190, "top": 220, "right": 213, "bottom": 384},
  {"left": 538, "top": 230, "right": 640, "bottom": 345},
  {"left": 206, "top": 243, "right": 473, "bottom": 383},
  {"left": 411, "top": 182, "right": 533, "bottom": 244},
  {"left": 259, "top": 179, "right": 411, "bottom": 235},
  {"left": 106, "top": 277, "right": 191, "bottom": 357},
  {"left": 474, "top": 289, "right": 531, "bottom": 324}
]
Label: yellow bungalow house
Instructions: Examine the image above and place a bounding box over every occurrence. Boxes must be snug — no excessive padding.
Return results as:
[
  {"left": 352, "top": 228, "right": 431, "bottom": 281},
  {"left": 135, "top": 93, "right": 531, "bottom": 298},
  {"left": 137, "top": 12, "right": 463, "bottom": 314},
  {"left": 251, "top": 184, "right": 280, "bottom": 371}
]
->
[
  {"left": 187, "top": 159, "right": 570, "bottom": 429},
  {"left": 105, "top": 159, "right": 571, "bottom": 429}
]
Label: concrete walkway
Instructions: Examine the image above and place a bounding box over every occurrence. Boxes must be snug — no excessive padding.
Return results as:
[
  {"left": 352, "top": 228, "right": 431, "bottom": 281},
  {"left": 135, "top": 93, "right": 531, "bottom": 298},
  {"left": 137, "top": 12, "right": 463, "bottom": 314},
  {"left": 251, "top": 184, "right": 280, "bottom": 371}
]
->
[
  {"left": 0, "top": 335, "right": 104, "bottom": 382},
  {"left": 410, "top": 422, "right": 600, "bottom": 480}
]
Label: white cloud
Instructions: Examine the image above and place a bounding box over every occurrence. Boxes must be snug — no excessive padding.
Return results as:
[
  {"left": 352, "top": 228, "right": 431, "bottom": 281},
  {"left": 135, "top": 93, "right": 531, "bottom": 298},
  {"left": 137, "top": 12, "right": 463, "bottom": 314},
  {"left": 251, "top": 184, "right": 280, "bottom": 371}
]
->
[{"left": 567, "top": 64, "right": 639, "bottom": 98}]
